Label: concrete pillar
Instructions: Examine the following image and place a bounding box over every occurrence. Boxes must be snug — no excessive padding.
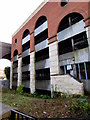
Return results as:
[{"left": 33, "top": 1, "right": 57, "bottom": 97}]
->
[
  {"left": 86, "top": 26, "right": 90, "bottom": 61},
  {"left": 10, "top": 61, "right": 13, "bottom": 89},
  {"left": 49, "top": 40, "right": 60, "bottom": 75},
  {"left": 49, "top": 40, "right": 60, "bottom": 97},
  {"left": 73, "top": 64, "right": 77, "bottom": 78},
  {"left": 85, "top": 26, "right": 90, "bottom": 92},
  {"left": 18, "top": 57, "right": 22, "bottom": 86},
  {"left": 30, "top": 51, "right": 35, "bottom": 94}
]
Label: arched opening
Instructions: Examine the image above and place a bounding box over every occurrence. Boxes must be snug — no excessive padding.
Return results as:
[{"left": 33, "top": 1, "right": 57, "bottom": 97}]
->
[
  {"left": 58, "top": 13, "right": 84, "bottom": 32},
  {"left": 13, "top": 50, "right": 18, "bottom": 89},
  {"left": 57, "top": 12, "right": 89, "bottom": 81},
  {"left": 35, "top": 16, "right": 47, "bottom": 29},
  {"left": 34, "top": 16, "right": 50, "bottom": 94},
  {"left": 22, "top": 29, "right": 30, "bottom": 92}
]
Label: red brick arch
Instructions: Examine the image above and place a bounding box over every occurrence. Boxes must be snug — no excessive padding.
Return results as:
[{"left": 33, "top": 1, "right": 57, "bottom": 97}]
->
[
  {"left": 56, "top": 10, "right": 88, "bottom": 34},
  {"left": 47, "top": 2, "right": 88, "bottom": 43},
  {"left": 22, "top": 29, "right": 30, "bottom": 39},
  {"left": 33, "top": 15, "right": 48, "bottom": 30},
  {"left": 13, "top": 49, "right": 18, "bottom": 56},
  {"left": 11, "top": 2, "right": 89, "bottom": 57},
  {"left": 11, "top": 34, "right": 22, "bottom": 59}
]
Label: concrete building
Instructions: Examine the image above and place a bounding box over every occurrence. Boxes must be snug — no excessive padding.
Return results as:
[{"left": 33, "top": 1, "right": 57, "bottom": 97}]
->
[
  {"left": 0, "top": 42, "right": 11, "bottom": 60},
  {"left": 10, "top": 0, "right": 90, "bottom": 96}
]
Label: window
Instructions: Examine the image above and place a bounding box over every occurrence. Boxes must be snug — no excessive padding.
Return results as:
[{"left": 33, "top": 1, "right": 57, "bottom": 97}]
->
[
  {"left": 15, "top": 39, "right": 17, "bottom": 44},
  {"left": 61, "top": 0, "right": 69, "bottom": 7}
]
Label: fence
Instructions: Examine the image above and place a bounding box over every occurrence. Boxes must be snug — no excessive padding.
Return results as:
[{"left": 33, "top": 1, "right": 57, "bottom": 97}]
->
[{"left": 11, "top": 109, "right": 37, "bottom": 120}]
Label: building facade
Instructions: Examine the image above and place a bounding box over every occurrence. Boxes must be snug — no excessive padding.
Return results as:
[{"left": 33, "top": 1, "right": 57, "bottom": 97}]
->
[{"left": 10, "top": 0, "right": 90, "bottom": 96}]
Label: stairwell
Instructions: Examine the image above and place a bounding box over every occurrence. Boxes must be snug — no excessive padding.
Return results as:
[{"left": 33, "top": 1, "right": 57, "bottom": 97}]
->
[{"left": 51, "top": 74, "right": 84, "bottom": 96}]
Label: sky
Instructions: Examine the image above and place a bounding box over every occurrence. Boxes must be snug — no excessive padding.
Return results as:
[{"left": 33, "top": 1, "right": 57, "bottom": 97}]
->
[
  {"left": 0, "top": 0, "right": 44, "bottom": 70},
  {"left": 0, "top": 0, "right": 44, "bottom": 44},
  {"left": 0, "top": 0, "right": 88, "bottom": 70},
  {"left": 0, "top": 0, "right": 88, "bottom": 45},
  {"left": 0, "top": 59, "right": 11, "bottom": 70}
]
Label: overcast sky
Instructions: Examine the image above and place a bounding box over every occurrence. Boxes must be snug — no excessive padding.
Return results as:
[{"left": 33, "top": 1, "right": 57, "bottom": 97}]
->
[
  {"left": 0, "top": 0, "right": 44, "bottom": 70},
  {"left": 0, "top": 0, "right": 44, "bottom": 44},
  {"left": 0, "top": 0, "right": 88, "bottom": 70}
]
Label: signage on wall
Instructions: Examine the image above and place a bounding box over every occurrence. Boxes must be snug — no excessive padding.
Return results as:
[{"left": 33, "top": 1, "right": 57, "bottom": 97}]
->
[{"left": 67, "top": 64, "right": 72, "bottom": 70}]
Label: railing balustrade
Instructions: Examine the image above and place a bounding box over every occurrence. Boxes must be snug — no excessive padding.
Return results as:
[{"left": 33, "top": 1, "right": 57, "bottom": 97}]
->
[{"left": 11, "top": 109, "right": 37, "bottom": 120}]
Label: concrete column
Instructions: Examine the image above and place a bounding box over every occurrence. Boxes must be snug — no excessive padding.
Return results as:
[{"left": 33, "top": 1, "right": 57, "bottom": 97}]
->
[
  {"left": 85, "top": 26, "right": 90, "bottom": 92},
  {"left": 49, "top": 40, "right": 60, "bottom": 97},
  {"left": 10, "top": 61, "right": 13, "bottom": 89},
  {"left": 84, "top": 62, "right": 88, "bottom": 80},
  {"left": 78, "top": 64, "right": 81, "bottom": 80},
  {"left": 86, "top": 26, "right": 90, "bottom": 61},
  {"left": 18, "top": 57, "right": 22, "bottom": 86},
  {"left": 73, "top": 64, "right": 77, "bottom": 78},
  {"left": 49, "top": 41, "right": 60, "bottom": 75},
  {"left": 30, "top": 51, "right": 35, "bottom": 94}
]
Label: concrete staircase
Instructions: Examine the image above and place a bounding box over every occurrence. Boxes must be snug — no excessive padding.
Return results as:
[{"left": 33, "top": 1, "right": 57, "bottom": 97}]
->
[{"left": 51, "top": 74, "right": 84, "bottom": 96}]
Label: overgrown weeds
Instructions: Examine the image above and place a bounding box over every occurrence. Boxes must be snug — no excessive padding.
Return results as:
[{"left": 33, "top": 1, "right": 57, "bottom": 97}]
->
[
  {"left": 71, "top": 96, "right": 90, "bottom": 118},
  {"left": 1, "top": 88, "right": 90, "bottom": 118},
  {"left": 16, "top": 85, "right": 24, "bottom": 94}
]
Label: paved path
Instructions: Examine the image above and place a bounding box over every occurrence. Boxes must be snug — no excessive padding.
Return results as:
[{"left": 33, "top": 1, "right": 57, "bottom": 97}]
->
[{"left": 0, "top": 102, "right": 13, "bottom": 119}]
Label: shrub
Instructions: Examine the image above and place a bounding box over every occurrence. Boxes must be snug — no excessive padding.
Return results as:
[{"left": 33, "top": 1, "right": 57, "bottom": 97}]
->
[
  {"left": 40, "top": 94, "right": 50, "bottom": 99},
  {"left": 4, "top": 67, "right": 10, "bottom": 79},
  {"left": 31, "top": 92, "right": 37, "bottom": 97},
  {"left": 30, "top": 92, "right": 50, "bottom": 99},
  {"left": 16, "top": 85, "right": 24, "bottom": 94},
  {"left": 71, "top": 96, "right": 90, "bottom": 117}
]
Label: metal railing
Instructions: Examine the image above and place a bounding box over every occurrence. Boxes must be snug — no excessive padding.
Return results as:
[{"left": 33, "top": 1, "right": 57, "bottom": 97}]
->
[{"left": 11, "top": 109, "right": 37, "bottom": 120}]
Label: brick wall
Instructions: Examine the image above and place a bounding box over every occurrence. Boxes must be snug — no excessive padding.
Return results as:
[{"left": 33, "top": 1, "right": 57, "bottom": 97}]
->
[{"left": 11, "top": 1, "right": 89, "bottom": 59}]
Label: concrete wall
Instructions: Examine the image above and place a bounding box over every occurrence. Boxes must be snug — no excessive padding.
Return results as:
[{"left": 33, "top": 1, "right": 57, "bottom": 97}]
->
[
  {"left": 0, "top": 79, "right": 9, "bottom": 89},
  {"left": 49, "top": 41, "right": 60, "bottom": 75},
  {"left": 59, "top": 48, "right": 89, "bottom": 66},
  {"left": 36, "top": 80, "right": 51, "bottom": 91},
  {"left": 22, "top": 80, "right": 30, "bottom": 88},
  {"left": 51, "top": 75, "right": 84, "bottom": 96},
  {"left": 81, "top": 80, "right": 90, "bottom": 94}
]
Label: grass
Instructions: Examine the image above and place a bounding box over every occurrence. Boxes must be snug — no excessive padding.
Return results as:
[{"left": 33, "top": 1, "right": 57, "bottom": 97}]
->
[{"left": 1, "top": 88, "right": 90, "bottom": 118}]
